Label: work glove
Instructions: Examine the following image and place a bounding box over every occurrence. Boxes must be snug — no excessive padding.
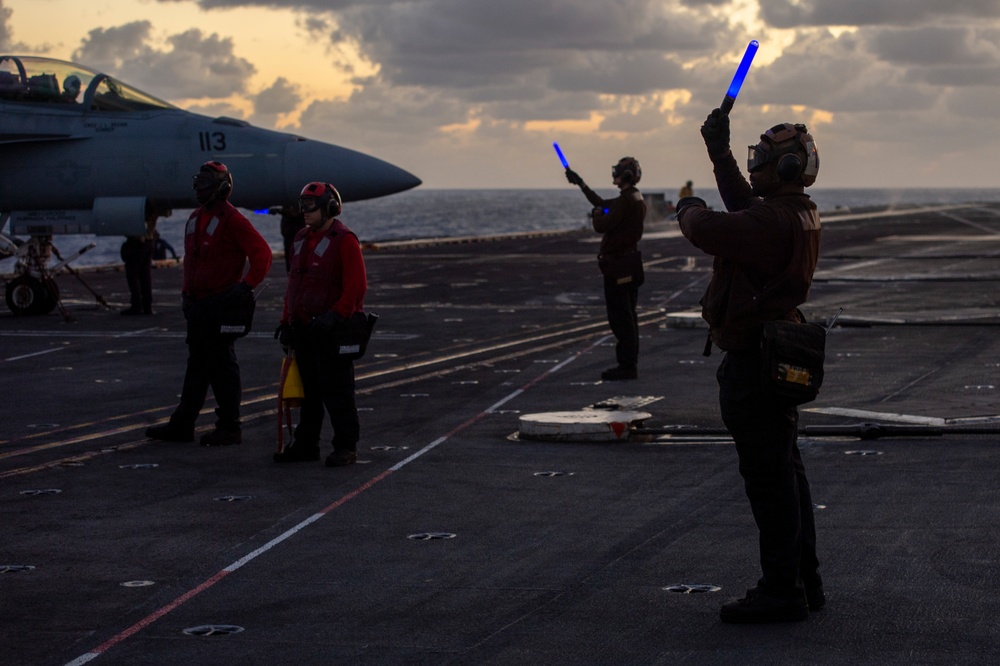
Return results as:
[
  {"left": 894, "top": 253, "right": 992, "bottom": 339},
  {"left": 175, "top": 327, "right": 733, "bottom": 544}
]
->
[
  {"left": 565, "top": 168, "right": 584, "bottom": 187},
  {"left": 700, "top": 108, "right": 731, "bottom": 158},
  {"left": 274, "top": 322, "right": 294, "bottom": 351},
  {"left": 227, "top": 281, "right": 254, "bottom": 303},
  {"left": 675, "top": 196, "right": 708, "bottom": 218}
]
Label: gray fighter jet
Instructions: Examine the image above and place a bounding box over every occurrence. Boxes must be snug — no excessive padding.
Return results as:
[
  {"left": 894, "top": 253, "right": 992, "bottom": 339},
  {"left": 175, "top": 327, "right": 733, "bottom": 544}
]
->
[{"left": 0, "top": 54, "right": 421, "bottom": 314}]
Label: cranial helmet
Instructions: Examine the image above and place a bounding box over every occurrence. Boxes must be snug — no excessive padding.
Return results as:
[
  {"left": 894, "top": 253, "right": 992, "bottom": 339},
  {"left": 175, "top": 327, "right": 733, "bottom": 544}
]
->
[
  {"left": 612, "top": 156, "right": 642, "bottom": 185},
  {"left": 192, "top": 161, "right": 233, "bottom": 199},
  {"left": 299, "top": 181, "right": 342, "bottom": 218},
  {"left": 747, "top": 123, "right": 819, "bottom": 187},
  {"left": 63, "top": 75, "right": 81, "bottom": 95}
]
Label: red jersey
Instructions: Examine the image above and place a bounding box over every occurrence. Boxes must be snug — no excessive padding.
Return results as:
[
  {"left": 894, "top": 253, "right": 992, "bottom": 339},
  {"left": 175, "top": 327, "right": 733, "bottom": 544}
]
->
[
  {"left": 182, "top": 201, "right": 273, "bottom": 299},
  {"left": 282, "top": 219, "right": 367, "bottom": 325}
]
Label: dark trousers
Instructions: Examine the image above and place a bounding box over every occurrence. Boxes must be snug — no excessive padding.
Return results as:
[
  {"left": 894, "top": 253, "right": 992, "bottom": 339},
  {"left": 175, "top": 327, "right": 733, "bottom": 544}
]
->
[
  {"left": 293, "top": 331, "right": 359, "bottom": 451},
  {"left": 122, "top": 237, "right": 154, "bottom": 312},
  {"left": 171, "top": 302, "right": 242, "bottom": 431},
  {"left": 603, "top": 275, "right": 639, "bottom": 369},
  {"left": 717, "top": 349, "right": 821, "bottom": 599}
]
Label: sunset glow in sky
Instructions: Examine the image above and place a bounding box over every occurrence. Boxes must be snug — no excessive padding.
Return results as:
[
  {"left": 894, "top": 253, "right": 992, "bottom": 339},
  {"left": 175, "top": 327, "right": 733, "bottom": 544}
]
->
[{"left": 4, "top": 0, "right": 1000, "bottom": 191}]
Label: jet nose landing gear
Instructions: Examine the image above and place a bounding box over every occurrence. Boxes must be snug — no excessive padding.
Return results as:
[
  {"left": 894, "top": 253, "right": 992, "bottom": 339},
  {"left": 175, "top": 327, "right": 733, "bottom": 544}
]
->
[
  {"left": 5, "top": 274, "right": 59, "bottom": 316},
  {"left": 1, "top": 233, "right": 99, "bottom": 318}
]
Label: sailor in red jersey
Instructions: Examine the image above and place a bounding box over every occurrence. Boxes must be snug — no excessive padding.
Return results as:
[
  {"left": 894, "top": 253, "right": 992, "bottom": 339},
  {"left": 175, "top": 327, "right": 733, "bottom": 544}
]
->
[
  {"left": 146, "top": 161, "right": 273, "bottom": 447},
  {"left": 273, "top": 182, "right": 367, "bottom": 467}
]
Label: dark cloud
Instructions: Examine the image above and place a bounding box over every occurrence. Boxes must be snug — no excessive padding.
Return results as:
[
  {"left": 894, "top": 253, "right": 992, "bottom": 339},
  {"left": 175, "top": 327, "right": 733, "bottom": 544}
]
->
[
  {"left": 300, "top": 16, "right": 328, "bottom": 34},
  {"left": 865, "top": 26, "right": 1000, "bottom": 67},
  {"left": 945, "top": 85, "right": 1000, "bottom": 118},
  {"left": 253, "top": 77, "right": 301, "bottom": 115},
  {"left": 88, "top": 0, "right": 1000, "bottom": 187},
  {"left": 548, "top": 53, "right": 689, "bottom": 96},
  {"left": 752, "top": 30, "right": 940, "bottom": 112},
  {"left": 759, "top": 0, "right": 1000, "bottom": 29},
  {"left": 299, "top": 82, "right": 471, "bottom": 142},
  {"left": 908, "top": 65, "right": 1000, "bottom": 87},
  {"left": 159, "top": 0, "right": 727, "bottom": 95},
  {"left": 598, "top": 104, "right": 673, "bottom": 133},
  {"left": 250, "top": 76, "right": 302, "bottom": 125},
  {"left": 72, "top": 21, "right": 154, "bottom": 71},
  {"left": 331, "top": 0, "right": 719, "bottom": 86},
  {"left": 486, "top": 90, "right": 603, "bottom": 122},
  {"left": 310, "top": 0, "right": 740, "bottom": 138},
  {"left": 73, "top": 22, "right": 255, "bottom": 99}
]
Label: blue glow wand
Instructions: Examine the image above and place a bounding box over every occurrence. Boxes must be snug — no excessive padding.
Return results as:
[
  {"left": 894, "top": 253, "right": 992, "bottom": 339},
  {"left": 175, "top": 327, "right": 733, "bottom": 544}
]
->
[
  {"left": 553, "top": 142, "right": 570, "bottom": 169},
  {"left": 720, "top": 40, "right": 759, "bottom": 115}
]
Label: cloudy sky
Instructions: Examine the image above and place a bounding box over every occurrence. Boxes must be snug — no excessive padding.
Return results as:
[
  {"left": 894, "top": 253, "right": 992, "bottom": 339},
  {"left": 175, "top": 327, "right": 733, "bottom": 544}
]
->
[{"left": 4, "top": 0, "right": 1000, "bottom": 191}]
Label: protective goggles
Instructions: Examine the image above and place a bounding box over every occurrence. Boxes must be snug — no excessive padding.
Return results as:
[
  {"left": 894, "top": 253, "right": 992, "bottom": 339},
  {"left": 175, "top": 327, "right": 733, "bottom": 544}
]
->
[
  {"left": 747, "top": 144, "right": 772, "bottom": 173},
  {"left": 298, "top": 198, "right": 322, "bottom": 213},
  {"left": 192, "top": 172, "right": 219, "bottom": 191}
]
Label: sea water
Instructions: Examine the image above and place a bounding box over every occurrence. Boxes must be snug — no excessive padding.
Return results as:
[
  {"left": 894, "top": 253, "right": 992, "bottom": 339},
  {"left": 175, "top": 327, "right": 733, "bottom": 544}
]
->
[{"left": 5, "top": 187, "right": 1000, "bottom": 268}]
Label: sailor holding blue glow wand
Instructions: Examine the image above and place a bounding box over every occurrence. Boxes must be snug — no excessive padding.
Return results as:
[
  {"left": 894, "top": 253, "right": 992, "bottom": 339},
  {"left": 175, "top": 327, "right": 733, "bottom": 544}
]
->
[
  {"left": 558, "top": 143, "right": 647, "bottom": 381},
  {"left": 675, "top": 40, "right": 825, "bottom": 624}
]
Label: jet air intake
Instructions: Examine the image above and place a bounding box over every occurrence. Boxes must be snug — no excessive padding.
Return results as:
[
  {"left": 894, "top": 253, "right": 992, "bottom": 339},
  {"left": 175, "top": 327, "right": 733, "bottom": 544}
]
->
[{"left": 7, "top": 197, "right": 147, "bottom": 236}]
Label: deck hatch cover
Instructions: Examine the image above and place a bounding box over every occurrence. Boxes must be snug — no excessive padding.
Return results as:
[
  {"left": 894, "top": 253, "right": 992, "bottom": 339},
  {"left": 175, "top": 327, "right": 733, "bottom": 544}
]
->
[
  {"left": 183, "top": 625, "right": 245, "bottom": 636},
  {"left": 408, "top": 532, "right": 457, "bottom": 541},
  {"left": 663, "top": 584, "right": 721, "bottom": 594}
]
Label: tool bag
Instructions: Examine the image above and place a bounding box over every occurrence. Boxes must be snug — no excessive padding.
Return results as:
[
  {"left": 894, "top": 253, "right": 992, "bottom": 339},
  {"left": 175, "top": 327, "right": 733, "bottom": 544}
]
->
[{"left": 760, "top": 314, "right": 826, "bottom": 405}]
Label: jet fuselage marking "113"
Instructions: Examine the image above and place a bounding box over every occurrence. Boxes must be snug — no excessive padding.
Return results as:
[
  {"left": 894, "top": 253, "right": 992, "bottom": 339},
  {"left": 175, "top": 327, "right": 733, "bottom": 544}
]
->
[{"left": 199, "top": 131, "right": 226, "bottom": 151}]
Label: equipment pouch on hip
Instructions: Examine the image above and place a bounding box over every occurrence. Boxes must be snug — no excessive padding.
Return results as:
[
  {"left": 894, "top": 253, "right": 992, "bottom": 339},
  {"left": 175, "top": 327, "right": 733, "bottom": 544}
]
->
[
  {"left": 598, "top": 250, "right": 644, "bottom": 287},
  {"left": 312, "top": 311, "right": 379, "bottom": 361},
  {"left": 216, "top": 285, "right": 256, "bottom": 338},
  {"left": 760, "top": 319, "right": 826, "bottom": 405}
]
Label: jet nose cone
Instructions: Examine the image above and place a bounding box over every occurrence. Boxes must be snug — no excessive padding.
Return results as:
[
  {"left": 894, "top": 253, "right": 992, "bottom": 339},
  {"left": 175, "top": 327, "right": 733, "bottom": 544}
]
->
[{"left": 285, "top": 139, "right": 420, "bottom": 202}]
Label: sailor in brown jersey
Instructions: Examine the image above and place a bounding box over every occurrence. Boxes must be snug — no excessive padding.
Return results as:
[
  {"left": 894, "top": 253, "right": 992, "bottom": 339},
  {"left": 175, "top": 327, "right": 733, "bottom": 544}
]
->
[
  {"left": 677, "top": 109, "right": 824, "bottom": 623},
  {"left": 564, "top": 157, "right": 647, "bottom": 381}
]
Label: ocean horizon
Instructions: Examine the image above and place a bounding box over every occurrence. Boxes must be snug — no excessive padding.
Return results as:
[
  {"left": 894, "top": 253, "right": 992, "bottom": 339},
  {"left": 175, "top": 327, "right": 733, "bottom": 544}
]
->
[{"left": 5, "top": 187, "right": 1000, "bottom": 268}]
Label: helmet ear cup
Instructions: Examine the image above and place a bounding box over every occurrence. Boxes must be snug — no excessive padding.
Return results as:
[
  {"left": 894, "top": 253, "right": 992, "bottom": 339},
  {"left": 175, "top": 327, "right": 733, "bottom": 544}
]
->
[
  {"left": 218, "top": 178, "right": 232, "bottom": 197},
  {"left": 325, "top": 183, "right": 342, "bottom": 217},
  {"left": 777, "top": 153, "right": 803, "bottom": 182}
]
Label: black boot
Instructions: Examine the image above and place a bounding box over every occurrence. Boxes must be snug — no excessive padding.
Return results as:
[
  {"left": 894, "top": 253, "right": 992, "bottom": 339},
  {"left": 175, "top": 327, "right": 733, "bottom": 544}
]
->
[
  {"left": 200, "top": 427, "right": 242, "bottom": 447},
  {"left": 273, "top": 443, "right": 321, "bottom": 463},
  {"left": 146, "top": 422, "right": 194, "bottom": 442},
  {"left": 325, "top": 448, "right": 357, "bottom": 467},
  {"left": 720, "top": 587, "right": 808, "bottom": 624},
  {"left": 600, "top": 365, "right": 637, "bottom": 381}
]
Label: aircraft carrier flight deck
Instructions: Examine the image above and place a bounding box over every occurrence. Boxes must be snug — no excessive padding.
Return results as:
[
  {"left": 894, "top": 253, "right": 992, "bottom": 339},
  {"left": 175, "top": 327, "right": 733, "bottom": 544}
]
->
[{"left": 2, "top": 203, "right": 1000, "bottom": 665}]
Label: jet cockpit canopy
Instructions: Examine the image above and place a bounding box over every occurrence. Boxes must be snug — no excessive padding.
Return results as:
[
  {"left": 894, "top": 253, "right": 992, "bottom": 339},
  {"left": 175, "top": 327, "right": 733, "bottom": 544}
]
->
[{"left": 0, "top": 55, "right": 177, "bottom": 112}]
